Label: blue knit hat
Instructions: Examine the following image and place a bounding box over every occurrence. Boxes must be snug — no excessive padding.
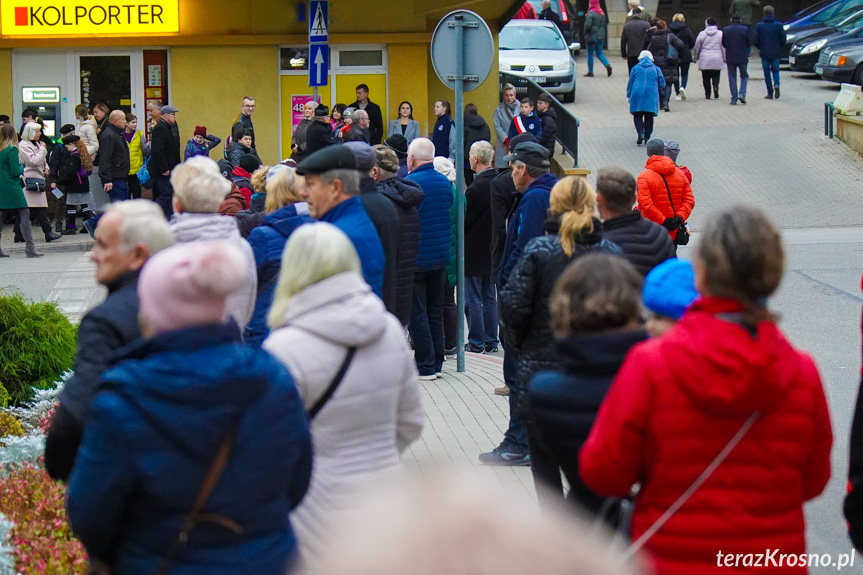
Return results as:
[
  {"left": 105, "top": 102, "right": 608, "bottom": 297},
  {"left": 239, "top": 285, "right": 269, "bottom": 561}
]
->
[{"left": 642, "top": 259, "right": 698, "bottom": 319}]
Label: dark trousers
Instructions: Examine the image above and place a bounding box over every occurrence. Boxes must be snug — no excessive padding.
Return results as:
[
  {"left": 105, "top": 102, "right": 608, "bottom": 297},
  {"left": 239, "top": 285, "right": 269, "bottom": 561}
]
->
[
  {"left": 152, "top": 174, "right": 175, "bottom": 220},
  {"left": 465, "top": 275, "right": 498, "bottom": 348},
  {"left": 53, "top": 186, "right": 67, "bottom": 224},
  {"left": 627, "top": 56, "right": 639, "bottom": 73},
  {"left": 127, "top": 174, "right": 141, "bottom": 200},
  {"left": 673, "top": 61, "right": 691, "bottom": 93},
  {"left": 762, "top": 57, "right": 781, "bottom": 95},
  {"left": 106, "top": 180, "right": 129, "bottom": 203},
  {"left": 702, "top": 69, "right": 721, "bottom": 97},
  {"left": 408, "top": 268, "right": 446, "bottom": 376},
  {"left": 66, "top": 204, "right": 91, "bottom": 228},
  {"left": 443, "top": 279, "right": 457, "bottom": 351},
  {"left": 501, "top": 344, "right": 528, "bottom": 452},
  {"left": 727, "top": 62, "right": 749, "bottom": 102},
  {"left": 632, "top": 112, "right": 655, "bottom": 139},
  {"left": 660, "top": 83, "right": 672, "bottom": 108}
]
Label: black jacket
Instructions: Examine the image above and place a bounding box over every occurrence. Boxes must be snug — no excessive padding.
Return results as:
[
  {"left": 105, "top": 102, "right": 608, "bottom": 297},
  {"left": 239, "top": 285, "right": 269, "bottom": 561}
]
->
[
  {"left": 465, "top": 168, "right": 495, "bottom": 277},
  {"left": 231, "top": 112, "right": 255, "bottom": 150},
  {"left": 669, "top": 21, "right": 697, "bottom": 64},
  {"left": 601, "top": 210, "right": 675, "bottom": 276},
  {"left": 540, "top": 7, "right": 563, "bottom": 34},
  {"left": 621, "top": 17, "right": 651, "bottom": 58},
  {"left": 45, "top": 272, "right": 142, "bottom": 482},
  {"left": 98, "top": 123, "right": 130, "bottom": 184},
  {"left": 464, "top": 114, "right": 491, "bottom": 158},
  {"left": 57, "top": 152, "right": 90, "bottom": 195},
  {"left": 359, "top": 176, "right": 400, "bottom": 316},
  {"left": 305, "top": 119, "right": 338, "bottom": 157},
  {"left": 349, "top": 99, "right": 384, "bottom": 145},
  {"left": 722, "top": 23, "right": 752, "bottom": 66},
  {"left": 48, "top": 144, "right": 69, "bottom": 184},
  {"left": 149, "top": 119, "right": 181, "bottom": 176},
  {"left": 499, "top": 222, "right": 621, "bottom": 417},
  {"left": 377, "top": 176, "right": 425, "bottom": 325},
  {"left": 527, "top": 330, "right": 649, "bottom": 515},
  {"left": 645, "top": 28, "right": 687, "bottom": 82},
  {"left": 537, "top": 107, "right": 557, "bottom": 156},
  {"left": 237, "top": 193, "right": 267, "bottom": 239},
  {"left": 342, "top": 125, "right": 371, "bottom": 144},
  {"left": 490, "top": 169, "right": 518, "bottom": 281}
]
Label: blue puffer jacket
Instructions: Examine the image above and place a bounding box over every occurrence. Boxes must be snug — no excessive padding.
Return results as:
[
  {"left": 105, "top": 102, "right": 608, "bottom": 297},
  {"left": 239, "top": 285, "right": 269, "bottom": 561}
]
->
[
  {"left": 245, "top": 202, "right": 314, "bottom": 346},
  {"left": 627, "top": 57, "right": 665, "bottom": 115},
  {"left": 320, "top": 196, "right": 385, "bottom": 298},
  {"left": 67, "top": 324, "right": 313, "bottom": 575},
  {"left": 753, "top": 14, "right": 787, "bottom": 61},
  {"left": 407, "top": 163, "right": 453, "bottom": 272},
  {"left": 498, "top": 171, "right": 557, "bottom": 287}
]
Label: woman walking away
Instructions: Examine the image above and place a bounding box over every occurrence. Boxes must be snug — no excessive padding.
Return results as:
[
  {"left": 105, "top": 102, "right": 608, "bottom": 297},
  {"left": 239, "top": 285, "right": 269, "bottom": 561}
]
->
[
  {"left": 387, "top": 101, "right": 421, "bottom": 144},
  {"left": 0, "top": 124, "right": 40, "bottom": 257},
  {"left": 499, "top": 177, "right": 621, "bottom": 474},
  {"left": 627, "top": 50, "right": 665, "bottom": 145},
  {"left": 669, "top": 14, "right": 697, "bottom": 100},
  {"left": 263, "top": 223, "right": 424, "bottom": 572},
  {"left": 124, "top": 114, "right": 147, "bottom": 200},
  {"left": 19, "top": 122, "right": 60, "bottom": 243},
  {"left": 57, "top": 136, "right": 94, "bottom": 235},
  {"left": 645, "top": 20, "right": 686, "bottom": 112},
  {"left": 67, "top": 240, "right": 313, "bottom": 574},
  {"left": 580, "top": 205, "right": 833, "bottom": 575},
  {"left": 245, "top": 166, "right": 314, "bottom": 346},
  {"left": 694, "top": 17, "right": 726, "bottom": 99},
  {"left": 584, "top": 0, "right": 612, "bottom": 77},
  {"left": 527, "top": 253, "right": 647, "bottom": 517}
]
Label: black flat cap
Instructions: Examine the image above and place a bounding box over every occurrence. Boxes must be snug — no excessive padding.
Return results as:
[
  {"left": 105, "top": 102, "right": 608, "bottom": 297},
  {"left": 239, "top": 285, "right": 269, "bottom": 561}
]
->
[
  {"left": 503, "top": 141, "right": 551, "bottom": 167},
  {"left": 314, "top": 105, "right": 329, "bottom": 117},
  {"left": 295, "top": 144, "right": 358, "bottom": 175}
]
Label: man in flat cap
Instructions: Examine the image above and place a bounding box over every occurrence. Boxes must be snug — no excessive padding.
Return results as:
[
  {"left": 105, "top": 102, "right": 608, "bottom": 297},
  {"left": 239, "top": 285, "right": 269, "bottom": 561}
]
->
[
  {"left": 296, "top": 145, "right": 385, "bottom": 298},
  {"left": 305, "top": 105, "right": 339, "bottom": 157},
  {"left": 150, "top": 105, "right": 182, "bottom": 219},
  {"left": 480, "top": 140, "right": 557, "bottom": 468}
]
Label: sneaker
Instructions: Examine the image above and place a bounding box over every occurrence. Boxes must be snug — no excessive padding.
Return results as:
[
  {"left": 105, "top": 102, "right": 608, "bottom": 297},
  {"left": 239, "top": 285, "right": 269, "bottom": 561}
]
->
[
  {"left": 444, "top": 347, "right": 457, "bottom": 359},
  {"left": 479, "top": 446, "right": 530, "bottom": 466},
  {"left": 484, "top": 343, "right": 499, "bottom": 353},
  {"left": 83, "top": 219, "right": 97, "bottom": 239},
  {"left": 583, "top": 72, "right": 594, "bottom": 77},
  {"left": 636, "top": 134, "right": 644, "bottom": 145},
  {"left": 435, "top": 372, "right": 443, "bottom": 378},
  {"left": 679, "top": 87, "right": 686, "bottom": 100},
  {"left": 465, "top": 343, "right": 485, "bottom": 354},
  {"left": 730, "top": 100, "right": 737, "bottom": 105},
  {"left": 774, "top": 86, "right": 780, "bottom": 99},
  {"left": 418, "top": 374, "right": 437, "bottom": 381},
  {"left": 764, "top": 94, "right": 773, "bottom": 100},
  {"left": 739, "top": 95, "right": 746, "bottom": 104},
  {"left": 674, "top": 94, "right": 682, "bottom": 101},
  {"left": 663, "top": 105, "right": 670, "bottom": 112},
  {"left": 494, "top": 385, "right": 510, "bottom": 396}
]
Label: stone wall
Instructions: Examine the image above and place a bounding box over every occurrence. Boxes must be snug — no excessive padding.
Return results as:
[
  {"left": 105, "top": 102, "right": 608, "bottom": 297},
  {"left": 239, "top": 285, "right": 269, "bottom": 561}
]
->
[{"left": 606, "top": 0, "right": 658, "bottom": 52}]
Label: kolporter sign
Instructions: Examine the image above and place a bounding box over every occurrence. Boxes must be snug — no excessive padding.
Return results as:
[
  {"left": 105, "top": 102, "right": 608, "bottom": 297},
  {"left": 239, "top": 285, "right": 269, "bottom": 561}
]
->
[{"left": 1, "top": 0, "right": 179, "bottom": 36}]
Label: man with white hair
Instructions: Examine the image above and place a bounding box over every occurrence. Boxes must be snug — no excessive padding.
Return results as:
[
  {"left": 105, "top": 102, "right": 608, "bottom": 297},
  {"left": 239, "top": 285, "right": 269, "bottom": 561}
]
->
[
  {"left": 625, "top": 0, "right": 651, "bottom": 22},
  {"left": 405, "top": 138, "right": 452, "bottom": 380},
  {"left": 169, "top": 156, "right": 257, "bottom": 330},
  {"left": 539, "top": 0, "right": 563, "bottom": 33},
  {"left": 343, "top": 109, "right": 371, "bottom": 143},
  {"left": 45, "top": 200, "right": 176, "bottom": 482}
]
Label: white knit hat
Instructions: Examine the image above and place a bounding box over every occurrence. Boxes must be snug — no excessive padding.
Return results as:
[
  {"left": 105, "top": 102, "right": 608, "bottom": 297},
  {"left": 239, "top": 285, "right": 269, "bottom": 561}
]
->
[{"left": 639, "top": 50, "right": 654, "bottom": 62}]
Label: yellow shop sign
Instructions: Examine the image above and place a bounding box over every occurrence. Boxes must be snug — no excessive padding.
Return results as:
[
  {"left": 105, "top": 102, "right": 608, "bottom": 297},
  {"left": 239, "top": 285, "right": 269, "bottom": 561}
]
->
[{"left": 1, "top": 0, "right": 179, "bottom": 36}]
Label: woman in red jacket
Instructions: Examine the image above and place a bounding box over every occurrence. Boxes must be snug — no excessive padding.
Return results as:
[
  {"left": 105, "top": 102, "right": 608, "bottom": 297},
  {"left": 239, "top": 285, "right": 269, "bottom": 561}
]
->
[
  {"left": 637, "top": 139, "right": 694, "bottom": 242},
  {"left": 579, "top": 205, "right": 832, "bottom": 575}
]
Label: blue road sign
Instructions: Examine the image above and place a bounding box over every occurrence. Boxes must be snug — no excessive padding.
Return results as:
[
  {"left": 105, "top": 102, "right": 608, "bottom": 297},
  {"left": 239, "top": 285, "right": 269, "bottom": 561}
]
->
[
  {"left": 309, "top": 44, "right": 329, "bottom": 87},
  {"left": 309, "top": 0, "right": 329, "bottom": 43}
]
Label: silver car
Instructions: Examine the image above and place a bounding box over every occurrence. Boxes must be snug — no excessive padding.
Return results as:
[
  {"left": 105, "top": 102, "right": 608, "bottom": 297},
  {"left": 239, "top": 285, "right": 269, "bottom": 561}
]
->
[
  {"left": 816, "top": 40, "right": 863, "bottom": 84},
  {"left": 499, "top": 19, "right": 578, "bottom": 103}
]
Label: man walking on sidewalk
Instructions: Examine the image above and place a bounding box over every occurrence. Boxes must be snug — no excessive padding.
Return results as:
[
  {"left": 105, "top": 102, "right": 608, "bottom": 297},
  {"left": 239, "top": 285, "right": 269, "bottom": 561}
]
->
[
  {"left": 753, "top": 5, "right": 785, "bottom": 99},
  {"left": 723, "top": 13, "right": 751, "bottom": 105},
  {"left": 622, "top": 8, "right": 651, "bottom": 73}
]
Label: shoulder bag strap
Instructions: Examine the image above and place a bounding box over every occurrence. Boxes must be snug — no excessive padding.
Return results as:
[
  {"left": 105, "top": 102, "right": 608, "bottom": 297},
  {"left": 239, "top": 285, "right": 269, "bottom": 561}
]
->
[
  {"left": 659, "top": 174, "right": 677, "bottom": 217},
  {"left": 618, "top": 410, "right": 761, "bottom": 564},
  {"left": 155, "top": 424, "right": 241, "bottom": 575},
  {"left": 308, "top": 347, "right": 357, "bottom": 420}
]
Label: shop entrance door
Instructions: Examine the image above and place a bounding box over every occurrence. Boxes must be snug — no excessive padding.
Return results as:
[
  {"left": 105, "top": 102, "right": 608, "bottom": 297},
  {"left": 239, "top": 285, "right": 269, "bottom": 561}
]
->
[{"left": 78, "top": 55, "right": 133, "bottom": 114}]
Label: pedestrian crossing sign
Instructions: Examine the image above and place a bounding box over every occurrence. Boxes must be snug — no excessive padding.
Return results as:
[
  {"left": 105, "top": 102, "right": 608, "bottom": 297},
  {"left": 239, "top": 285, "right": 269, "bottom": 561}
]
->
[{"left": 309, "top": 0, "right": 328, "bottom": 43}]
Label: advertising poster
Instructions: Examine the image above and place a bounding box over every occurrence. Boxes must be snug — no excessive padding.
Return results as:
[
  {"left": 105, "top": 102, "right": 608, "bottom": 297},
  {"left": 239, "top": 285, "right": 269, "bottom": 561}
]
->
[{"left": 291, "top": 94, "right": 321, "bottom": 135}]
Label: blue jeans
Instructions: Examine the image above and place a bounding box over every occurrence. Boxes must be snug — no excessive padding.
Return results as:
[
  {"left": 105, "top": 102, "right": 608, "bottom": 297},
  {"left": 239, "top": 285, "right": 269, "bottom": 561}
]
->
[
  {"left": 762, "top": 57, "right": 780, "bottom": 95},
  {"left": 106, "top": 180, "right": 129, "bottom": 203},
  {"left": 408, "top": 268, "right": 446, "bottom": 376},
  {"left": 587, "top": 41, "right": 610, "bottom": 73},
  {"left": 727, "top": 62, "right": 749, "bottom": 102},
  {"left": 501, "top": 345, "right": 528, "bottom": 452},
  {"left": 152, "top": 174, "right": 175, "bottom": 220},
  {"left": 465, "top": 275, "right": 498, "bottom": 348}
]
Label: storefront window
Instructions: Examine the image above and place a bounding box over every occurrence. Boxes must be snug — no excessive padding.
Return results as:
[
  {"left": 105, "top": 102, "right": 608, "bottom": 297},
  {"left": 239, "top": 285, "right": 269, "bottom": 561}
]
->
[
  {"left": 281, "top": 47, "right": 309, "bottom": 71},
  {"left": 338, "top": 50, "right": 383, "bottom": 67}
]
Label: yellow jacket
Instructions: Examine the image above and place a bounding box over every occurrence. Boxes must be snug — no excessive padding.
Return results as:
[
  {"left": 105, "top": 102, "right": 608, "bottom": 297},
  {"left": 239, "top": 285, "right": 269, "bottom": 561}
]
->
[{"left": 127, "top": 130, "right": 146, "bottom": 175}]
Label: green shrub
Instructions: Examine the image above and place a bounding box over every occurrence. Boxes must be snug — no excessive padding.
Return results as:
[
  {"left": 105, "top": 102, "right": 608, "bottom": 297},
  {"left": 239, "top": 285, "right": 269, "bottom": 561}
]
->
[
  {"left": 0, "top": 291, "right": 76, "bottom": 405},
  {"left": 0, "top": 412, "right": 23, "bottom": 445}
]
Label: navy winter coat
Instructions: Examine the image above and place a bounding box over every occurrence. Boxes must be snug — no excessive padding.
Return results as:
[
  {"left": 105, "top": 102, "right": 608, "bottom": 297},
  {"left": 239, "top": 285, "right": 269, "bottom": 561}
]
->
[
  {"left": 498, "top": 171, "right": 557, "bottom": 287},
  {"left": 527, "top": 330, "right": 649, "bottom": 515},
  {"left": 753, "top": 14, "right": 786, "bottom": 61},
  {"left": 507, "top": 113, "right": 543, "bottom": 145},
  {"left": 407, "top": 163, "right": 453, "bottom": 272},
  {"left": 320, "top": 196, "right": 385, "bottom": 298},
  {"left": 245, "top": 203, "right": 315, "bottom": 346},
  {"left": 67, "top": 324, "right": 313, "bottom": 575},
  {"left": 358, "top": 177, "right": 401, "bottom": 317},
  {"left": 464, "top": 167, "right": 496, "bottom": 277},
  {"left": 722, "top": 23, "right": 752, "bottom": 66},
  {"left": 601, "top": 210, "right": 675, "bottom": 276},
  {"left": 432, "top": 114, "right": 456, "bottom": 159}
]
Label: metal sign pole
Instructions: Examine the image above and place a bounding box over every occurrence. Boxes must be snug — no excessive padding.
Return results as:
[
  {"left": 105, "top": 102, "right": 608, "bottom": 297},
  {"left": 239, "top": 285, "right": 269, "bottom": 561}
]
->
[{"left": 454, "top": 14, "right": 466, "bottom": 373}]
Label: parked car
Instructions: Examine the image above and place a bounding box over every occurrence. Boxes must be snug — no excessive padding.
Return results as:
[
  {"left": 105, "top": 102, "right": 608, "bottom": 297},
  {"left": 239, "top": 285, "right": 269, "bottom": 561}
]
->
[
  {"left": 783, "top": 0, "right": 863, "bottom": 60},
  {"left": 815, "top": 37, "right": 863, "bottom": 83},
  {"left": 499, "top": 19, "right": 578, "bottom": 102},
  {"left": 787, "top": 0, "right": 841, "bottom": 23},
  {"left": 790, "top": 9, "right": 863, "bottom": 71}
]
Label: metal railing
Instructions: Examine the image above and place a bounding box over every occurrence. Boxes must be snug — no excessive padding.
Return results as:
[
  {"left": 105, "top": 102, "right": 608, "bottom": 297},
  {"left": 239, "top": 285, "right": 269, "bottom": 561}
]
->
[
  {"left": 825, "top": 102, "right": 835, "bottom": 138},
  {"left": 500, "top": 72, "right": 580, "bottom": 166}
]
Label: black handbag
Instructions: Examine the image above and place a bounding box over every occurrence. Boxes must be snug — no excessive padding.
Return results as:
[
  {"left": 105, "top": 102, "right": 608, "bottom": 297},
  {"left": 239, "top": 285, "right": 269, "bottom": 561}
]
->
[
  {"left": 659, "top": 174, "right": 690, "bottom": 246},
  {"left": 24, "top": 177, "right": 46, "bottom": 192}
]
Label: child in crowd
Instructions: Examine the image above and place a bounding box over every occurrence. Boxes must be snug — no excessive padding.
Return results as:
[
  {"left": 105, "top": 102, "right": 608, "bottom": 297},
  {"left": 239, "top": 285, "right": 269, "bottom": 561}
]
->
[
  {"left": 57, "top": 135, "right": 93, "bottom": 234},
  {"left": 339, "top": 108, "right": 356, "bottom": 140},
  {"left": 642, "top": 258, "right": 698, "bottom": 337},
  {"left": 664, "top": 140, "right": 692, "bottom": 183},
  {"left": 184, "top": 125, "right": 222, "bottom": 161},
  {"left": 507, "top": 97, "right": 543, "bottom": 147}
]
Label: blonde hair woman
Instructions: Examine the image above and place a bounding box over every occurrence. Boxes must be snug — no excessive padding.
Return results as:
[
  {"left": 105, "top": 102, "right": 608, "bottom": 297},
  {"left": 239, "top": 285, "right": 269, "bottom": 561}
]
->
[
  {"left": 244, "top": 166, "right": 314, "bottom": 346},
  {"left": 235, "top": 164, "right": 271, "bottom": 238},
  {"left": 0, "top": 124, "right": 40, "bottom": 257},
  {"left": 499, "top": 176, "right": 621, "bottom": 454},
  {"left": 19, "top": 122, "right": 60, "bottom": 243},
  {"left": 263, "top": 222, "right": 423, "bottom": 572}
]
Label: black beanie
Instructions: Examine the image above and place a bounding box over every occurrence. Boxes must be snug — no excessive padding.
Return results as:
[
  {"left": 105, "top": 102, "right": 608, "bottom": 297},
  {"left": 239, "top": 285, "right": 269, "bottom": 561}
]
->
[{"left": 239, "top": 153, "right": 262, "bottom": 174}]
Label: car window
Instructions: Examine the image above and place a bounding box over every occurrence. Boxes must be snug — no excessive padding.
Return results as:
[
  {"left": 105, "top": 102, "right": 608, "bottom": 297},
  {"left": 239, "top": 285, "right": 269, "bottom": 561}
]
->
[
  {"left": 796, "top": 0, "right": 839, "bottom": 19},
  {"left": 527, "top": 0, "right": 561, "bottom": 16},
  {"left": 500, "top": 24, "right": 566, "bottom": 50},
  {"left": 836, "top": 10, "right": 863, "bottom": 30},
  {"left": 816, "top": 0, "right": 863, "bottom": 23}
]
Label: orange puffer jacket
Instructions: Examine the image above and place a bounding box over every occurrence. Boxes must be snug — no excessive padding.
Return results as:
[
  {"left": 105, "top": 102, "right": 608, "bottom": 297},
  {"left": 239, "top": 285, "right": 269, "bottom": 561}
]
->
[{"left": 637, "top": 155, "right": 695, "bottom": 240}]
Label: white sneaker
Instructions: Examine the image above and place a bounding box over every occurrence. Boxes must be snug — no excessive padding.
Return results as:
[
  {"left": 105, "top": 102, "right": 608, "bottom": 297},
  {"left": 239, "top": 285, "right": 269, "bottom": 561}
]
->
[
  {"left": 675, "top": 94, "right": 682, "bottom": 101},
  {"left": 435, "top": 372, "right": 443, "bottom": 378},
  {"left": 679, "top": 87, "right": 687, "bottom": 100},
  {"left": 418, "top": 374, "right": 437, "bottom": 381}
]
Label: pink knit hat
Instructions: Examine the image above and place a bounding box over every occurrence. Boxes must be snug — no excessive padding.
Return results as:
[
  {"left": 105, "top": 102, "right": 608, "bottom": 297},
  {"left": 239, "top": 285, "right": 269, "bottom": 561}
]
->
[{"left": 138, "top": 241, "right": 246, "bottom": 334}]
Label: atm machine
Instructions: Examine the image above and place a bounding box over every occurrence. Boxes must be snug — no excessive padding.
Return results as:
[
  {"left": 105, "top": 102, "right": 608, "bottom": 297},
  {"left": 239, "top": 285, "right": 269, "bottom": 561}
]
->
[{"left": 21, "top": 87, "right": 61, "bottom": 138}]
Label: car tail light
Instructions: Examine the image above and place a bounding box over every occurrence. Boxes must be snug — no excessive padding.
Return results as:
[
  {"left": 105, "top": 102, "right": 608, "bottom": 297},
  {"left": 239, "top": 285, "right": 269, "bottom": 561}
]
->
[
  {"left": 559, "top": 0, "right": 569, "bottom": 22},
  {"left": 839, "top": 56, "right": 848, "bottom": 65}
]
